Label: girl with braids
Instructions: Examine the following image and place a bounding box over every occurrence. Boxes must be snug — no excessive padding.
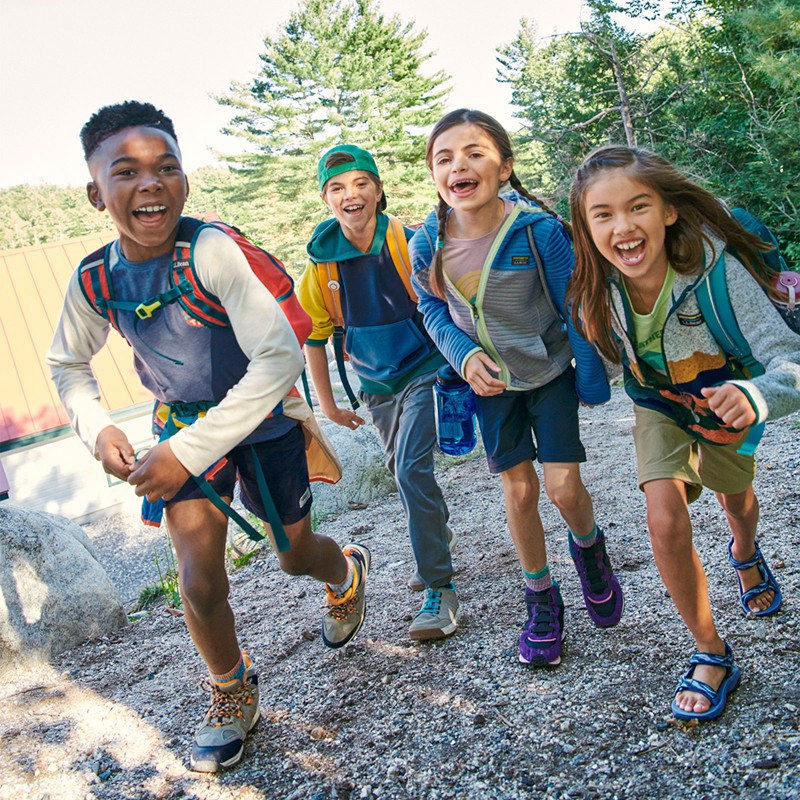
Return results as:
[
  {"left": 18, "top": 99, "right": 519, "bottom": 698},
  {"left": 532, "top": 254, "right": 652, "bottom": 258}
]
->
[
  {"left": 410, "top": 109, "right": 622, "bottom": 668},
  {"left": 568, "top": 145, "right": 800, "bottom": 720}
]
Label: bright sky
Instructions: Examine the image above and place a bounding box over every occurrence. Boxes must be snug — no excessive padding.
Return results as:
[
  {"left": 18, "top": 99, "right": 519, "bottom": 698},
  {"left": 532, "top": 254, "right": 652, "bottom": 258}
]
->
[{"left": 0, "top": 0, "right": 585, "bottom": 189}]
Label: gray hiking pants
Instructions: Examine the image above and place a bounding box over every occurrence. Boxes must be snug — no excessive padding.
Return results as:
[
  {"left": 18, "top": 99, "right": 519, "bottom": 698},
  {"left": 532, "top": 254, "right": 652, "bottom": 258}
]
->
[{"left": 362, "top": 370, "right": 453, "bottom": 588}]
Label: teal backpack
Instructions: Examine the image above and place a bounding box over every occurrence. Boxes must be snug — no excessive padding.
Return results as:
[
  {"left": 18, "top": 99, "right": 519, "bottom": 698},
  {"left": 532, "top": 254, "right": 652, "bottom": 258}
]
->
[{"left": 694, "top": 207, "right": 797, "bottom": 455}]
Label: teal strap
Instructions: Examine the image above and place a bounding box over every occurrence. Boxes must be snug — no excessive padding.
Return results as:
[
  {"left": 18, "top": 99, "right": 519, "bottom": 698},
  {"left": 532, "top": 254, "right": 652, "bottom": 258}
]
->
[
  {"left": 695, "top": 255, "right": 764, "bottom": 376},
  {"left": 300, "top": 369, "right": 313, "bottom": 408},
  {"left": 695, "top": 256, "right": 766, "bottom": 455},
  {"left": 332, "top": 327, "right": 360, "bottom": 410},
  {"left": 735, "top": 422, "right": 765, "bottom": 457},
  {"left": 98, "top": 279, "right": 193, "bottom": 319},
  {"left": 249, "top": 444, "right": 290, "bottom": 552},
  {"left": 194, "top": 474, "right": 267, "bottom": 543}
]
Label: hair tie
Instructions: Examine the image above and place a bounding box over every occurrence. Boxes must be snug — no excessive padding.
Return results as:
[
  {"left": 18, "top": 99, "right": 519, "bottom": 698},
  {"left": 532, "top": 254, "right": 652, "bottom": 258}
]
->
[{"left": 436, "top": 239, "right": 444, "bottom": 250}]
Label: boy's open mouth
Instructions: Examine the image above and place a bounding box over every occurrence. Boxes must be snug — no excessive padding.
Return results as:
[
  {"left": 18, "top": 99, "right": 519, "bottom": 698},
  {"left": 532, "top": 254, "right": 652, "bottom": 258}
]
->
[
  {"left": 343, "top": 204, "right": 365, "bottom": 214},
  {"left": 133, "top": 205, "right": 167, "bottom": 219},
  {"left": 615, "top": 239, "right": 645, "bottom": 265}
]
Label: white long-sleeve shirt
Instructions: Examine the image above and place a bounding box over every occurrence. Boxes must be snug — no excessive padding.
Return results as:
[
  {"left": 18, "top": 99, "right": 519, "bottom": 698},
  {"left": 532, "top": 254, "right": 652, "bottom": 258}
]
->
[{"left": 47, "top": 225, "right": 304, "bottom": 476}]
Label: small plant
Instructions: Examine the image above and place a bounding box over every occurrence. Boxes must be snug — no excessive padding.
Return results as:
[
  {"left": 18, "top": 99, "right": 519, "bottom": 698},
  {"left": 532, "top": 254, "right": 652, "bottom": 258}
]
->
[
  {"left": 231, "top": 550, "right": 258, "bottom": 569},
  {"left": 132, "top": 531, "right": 181, "bottom": 612},
  {"left": 154, "top": 533, "right": 181, "bottom": 608}
]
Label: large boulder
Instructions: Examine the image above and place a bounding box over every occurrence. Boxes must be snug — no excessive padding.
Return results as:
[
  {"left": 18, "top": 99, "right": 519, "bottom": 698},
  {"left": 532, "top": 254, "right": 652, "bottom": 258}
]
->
[{"left": 0, "top": 504, "right": 127, "bottom": 669}]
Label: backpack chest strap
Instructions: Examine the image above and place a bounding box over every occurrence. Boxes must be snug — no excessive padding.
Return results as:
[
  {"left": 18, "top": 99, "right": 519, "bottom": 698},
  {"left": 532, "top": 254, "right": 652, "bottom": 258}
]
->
[{"left": 97, "top": 278, "right": 194, "bottom": 320}]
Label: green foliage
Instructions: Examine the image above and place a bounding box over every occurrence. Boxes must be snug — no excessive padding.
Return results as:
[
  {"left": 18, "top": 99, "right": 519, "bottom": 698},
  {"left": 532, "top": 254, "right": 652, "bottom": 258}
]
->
[
  {"left": 498, "top": 0, "right": 799, "bottom": 258},
  {"left": 215, "top": 0, "right": 450, "bottom": 268},
  {"left": 0, "top": 183, "right": 115, "bottom": 251},
  {"left": 153, "top": 533, "right": 181, "bottom": 609}
]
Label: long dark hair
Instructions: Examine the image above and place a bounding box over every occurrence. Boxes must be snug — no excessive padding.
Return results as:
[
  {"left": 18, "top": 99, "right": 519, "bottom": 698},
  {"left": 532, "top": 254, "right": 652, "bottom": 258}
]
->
[
  {"left": 424, "top": 109, "right": 568, "bottom": 299},
  {"left": 567, "top": 145, "right": 774, "bottom": 363}
]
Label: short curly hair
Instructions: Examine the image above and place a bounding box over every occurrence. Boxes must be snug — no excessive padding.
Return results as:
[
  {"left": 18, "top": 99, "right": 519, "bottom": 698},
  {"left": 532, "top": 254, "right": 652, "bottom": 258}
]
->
[{"left": 80, "top": 101, "right": 178, "bottom": 160}]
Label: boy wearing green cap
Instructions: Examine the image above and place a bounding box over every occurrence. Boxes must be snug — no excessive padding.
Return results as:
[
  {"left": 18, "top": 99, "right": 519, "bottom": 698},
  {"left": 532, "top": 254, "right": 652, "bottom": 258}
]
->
[{"left": 298, "top": 144, "right": 459, "bottom": 641}]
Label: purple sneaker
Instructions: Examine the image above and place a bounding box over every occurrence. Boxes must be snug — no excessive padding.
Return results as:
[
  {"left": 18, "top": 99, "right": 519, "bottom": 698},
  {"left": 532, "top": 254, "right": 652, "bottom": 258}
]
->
[
  {"left": 569, "top": 528, "right": 623, "bottom": 628},
  {"left": 519, "top": 582, "right": 565, "bottom": 666}
]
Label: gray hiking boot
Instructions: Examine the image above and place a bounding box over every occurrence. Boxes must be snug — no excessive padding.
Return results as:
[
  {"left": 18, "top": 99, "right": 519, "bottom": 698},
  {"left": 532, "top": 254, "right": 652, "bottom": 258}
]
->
[
  {"left": 190, "top": 655, "right": 260, "bottom": 773},
  {"left": 408, "top": 583, "right": 460, "bottom": 640},
  {"left": 322, "top": 544, "right": 371, "bottom": 648},
  {"left": 408, "top": 527, "right": 458, "bottom": 592}
]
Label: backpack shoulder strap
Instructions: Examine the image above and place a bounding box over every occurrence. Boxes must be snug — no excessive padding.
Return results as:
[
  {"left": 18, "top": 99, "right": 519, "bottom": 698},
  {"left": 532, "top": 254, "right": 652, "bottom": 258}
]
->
[
  {"left": 695, "top": 253, "right": 765, "bottom": 456},
  {"left": 172, "top": 217, "right": 229, "bottom": 328},
  {"left": 315, "top": 261, "right": 344, "bottom": 327},
  {"left": 385, "top": 215, "right": 418, "bottom": 302},
  {"left": 78, "top": 243, "right": 121, "bottom": 331},
  {"left": 694, "top": 253, "right": 759, "bottom": 369},
  {"left": 525, "top": 225, "right": 561, "bottom": 322}
]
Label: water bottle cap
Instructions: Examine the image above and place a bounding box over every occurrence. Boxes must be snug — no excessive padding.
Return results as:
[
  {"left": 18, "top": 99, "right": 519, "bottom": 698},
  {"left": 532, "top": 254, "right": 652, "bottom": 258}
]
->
[{"left": 436, "top": 364, "right": 464, "bottom": 385}]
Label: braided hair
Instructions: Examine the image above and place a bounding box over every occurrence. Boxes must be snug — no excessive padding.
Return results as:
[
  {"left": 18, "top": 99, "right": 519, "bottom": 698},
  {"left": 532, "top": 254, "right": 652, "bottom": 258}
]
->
[{"left": 424, "top": 109, "right": 568, "bottom": 299}]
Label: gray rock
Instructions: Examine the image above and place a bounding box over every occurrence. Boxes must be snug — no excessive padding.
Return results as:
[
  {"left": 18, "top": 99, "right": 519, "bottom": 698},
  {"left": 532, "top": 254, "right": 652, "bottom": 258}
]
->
[
  {"left": 0, "top": 504, "right": 126, "bottom": 668},
  {"left": 309, "top": 420, "right": 395, "bottom": 516}
]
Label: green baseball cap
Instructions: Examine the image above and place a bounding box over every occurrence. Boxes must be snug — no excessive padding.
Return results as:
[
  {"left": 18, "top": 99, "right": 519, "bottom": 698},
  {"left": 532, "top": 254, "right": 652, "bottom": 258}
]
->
[{"left": 318, "top": 144, "right": 381, "bottom": 191}]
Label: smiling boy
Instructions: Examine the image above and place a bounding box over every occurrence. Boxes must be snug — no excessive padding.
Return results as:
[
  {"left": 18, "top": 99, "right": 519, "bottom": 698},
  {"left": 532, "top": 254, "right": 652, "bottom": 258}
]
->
[
  {"left": 298, "top": 144, "right": 459, "bottom": 641},
  {"left": 47, "top": 102, "right": 370, "bottom": 772}
]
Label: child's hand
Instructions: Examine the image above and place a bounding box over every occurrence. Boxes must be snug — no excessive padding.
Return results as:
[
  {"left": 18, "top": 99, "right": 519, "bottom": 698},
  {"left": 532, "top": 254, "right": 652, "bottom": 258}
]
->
[
  {"left": 325, "top": 406, "right": 366, "bottom": 430},
  {"left": 94, "top": 426, "right": 135, "bottom": 481},
  {"left": 701, "top": 384, "right": 757, "bottom": 429},
  {"left": 465, "top": 352, "right": 507, "bottom": 396},
  {"left": 128, "top": 441, "right": 191, "bottom": 502}
]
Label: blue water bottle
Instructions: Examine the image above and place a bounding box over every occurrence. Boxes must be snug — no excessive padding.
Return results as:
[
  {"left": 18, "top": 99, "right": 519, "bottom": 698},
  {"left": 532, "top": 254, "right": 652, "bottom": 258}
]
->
[{"left": 433, "top": 364, "right": 477, "bottom": 456}]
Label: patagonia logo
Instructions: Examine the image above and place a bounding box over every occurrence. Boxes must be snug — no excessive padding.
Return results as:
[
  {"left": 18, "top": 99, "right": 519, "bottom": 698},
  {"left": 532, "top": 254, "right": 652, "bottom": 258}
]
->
[
  {"left": 511, "top": 256, "right": 530, "bottom": 265},
  {"left": 677, "top": 312, "right": 704, "bottom": 327}
]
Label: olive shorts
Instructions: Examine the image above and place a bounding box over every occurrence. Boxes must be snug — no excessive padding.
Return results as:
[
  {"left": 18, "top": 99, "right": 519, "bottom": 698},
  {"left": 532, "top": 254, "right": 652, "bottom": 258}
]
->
[{"left": 632, "top": 405, "right": 755, "bottom": 503}]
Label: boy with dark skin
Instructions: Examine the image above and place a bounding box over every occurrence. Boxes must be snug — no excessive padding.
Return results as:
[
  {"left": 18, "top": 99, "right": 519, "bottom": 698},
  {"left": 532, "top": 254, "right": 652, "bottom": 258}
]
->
[{"left": 48, "top": 102, "right": 370, "bottom": 772}]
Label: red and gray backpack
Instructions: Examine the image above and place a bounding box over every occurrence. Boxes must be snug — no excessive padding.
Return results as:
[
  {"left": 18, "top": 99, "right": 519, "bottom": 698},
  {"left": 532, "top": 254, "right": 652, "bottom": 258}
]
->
[
  {"left": 78, "top": 216, "right": 312, "bottom": 347},
  {"left": 77, "top": 217, "right": 314, "bottom": 550}
]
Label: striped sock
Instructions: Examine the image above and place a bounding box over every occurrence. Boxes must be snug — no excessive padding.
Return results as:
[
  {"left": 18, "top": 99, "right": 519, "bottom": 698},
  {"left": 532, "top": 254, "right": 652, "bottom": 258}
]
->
[
  {"left": 523, "top": 565, "right": 552, "bottom": 592},
  {"left": 569, "top": 522, "right": 598, "bottom": 549},
  {"left": 211, "top": 653, "right": 246, "bottom": 687}
]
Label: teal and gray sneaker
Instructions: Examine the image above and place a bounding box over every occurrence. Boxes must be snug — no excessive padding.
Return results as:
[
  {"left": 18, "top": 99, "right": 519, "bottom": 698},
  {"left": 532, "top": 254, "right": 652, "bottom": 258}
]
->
[
  {"left": 409, "top": 583, "right": 460, "bottom": 640},
  {"left": 322, "top": 543, "right": 371, "bottom": 648},
  {"left": 190, "top": 655, "right": 260, "bottom": 773}
]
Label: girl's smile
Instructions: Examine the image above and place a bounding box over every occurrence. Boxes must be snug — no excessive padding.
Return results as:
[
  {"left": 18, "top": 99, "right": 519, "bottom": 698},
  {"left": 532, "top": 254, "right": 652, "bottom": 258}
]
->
[{"left": 583, "top": 168, "right": 678, "bottom": 294}]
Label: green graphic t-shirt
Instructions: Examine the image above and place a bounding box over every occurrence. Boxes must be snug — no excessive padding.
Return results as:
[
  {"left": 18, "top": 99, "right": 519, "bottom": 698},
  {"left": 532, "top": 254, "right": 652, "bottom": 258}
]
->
[{"left": 623, "top": 265, "right": 676, "bottom": 374}]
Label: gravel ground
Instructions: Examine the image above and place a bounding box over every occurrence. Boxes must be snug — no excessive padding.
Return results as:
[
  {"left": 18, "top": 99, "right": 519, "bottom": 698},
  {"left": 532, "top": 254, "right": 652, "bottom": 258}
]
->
[{"left": 2, "top": 386, "right": 799, "bottom": 800}]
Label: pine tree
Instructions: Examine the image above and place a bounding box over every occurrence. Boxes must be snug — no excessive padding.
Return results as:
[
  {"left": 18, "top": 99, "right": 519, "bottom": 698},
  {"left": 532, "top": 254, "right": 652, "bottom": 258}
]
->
[{"left": 216, "top": 0, "right": 450, "bottom": 266}]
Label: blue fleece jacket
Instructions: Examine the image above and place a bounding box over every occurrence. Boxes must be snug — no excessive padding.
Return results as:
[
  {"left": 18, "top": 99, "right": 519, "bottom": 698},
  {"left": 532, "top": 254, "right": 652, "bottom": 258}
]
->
[{"left": 409, "top": 193, "right": 609, "bottom": 406}]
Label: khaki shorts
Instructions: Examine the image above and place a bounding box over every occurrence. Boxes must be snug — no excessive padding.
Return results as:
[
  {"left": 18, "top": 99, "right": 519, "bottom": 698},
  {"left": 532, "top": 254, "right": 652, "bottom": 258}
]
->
[{"left": 632, "top": 405, "right": 755, "bottom": 504}]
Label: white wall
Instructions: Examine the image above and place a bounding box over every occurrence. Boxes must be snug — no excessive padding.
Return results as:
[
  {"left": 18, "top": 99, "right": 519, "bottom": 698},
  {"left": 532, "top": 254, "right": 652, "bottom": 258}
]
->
[{"left": 1, "top": 413, "right": 154, "bottom": 525}]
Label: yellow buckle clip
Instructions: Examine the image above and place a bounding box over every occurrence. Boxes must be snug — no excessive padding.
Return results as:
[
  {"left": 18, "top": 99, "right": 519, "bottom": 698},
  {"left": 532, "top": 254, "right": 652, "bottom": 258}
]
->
[{"left": 135, "top": 299, "right": 162, "bottom": 320}]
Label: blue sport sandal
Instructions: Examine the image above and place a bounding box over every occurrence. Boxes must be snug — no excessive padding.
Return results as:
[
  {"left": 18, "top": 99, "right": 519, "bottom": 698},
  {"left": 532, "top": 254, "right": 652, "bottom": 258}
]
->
[
  {"left": 671, "top": 642, "right": 741, "bottom": 722},
  {"left": 727, "top": 538, "right": 782, "bottom": 617}
]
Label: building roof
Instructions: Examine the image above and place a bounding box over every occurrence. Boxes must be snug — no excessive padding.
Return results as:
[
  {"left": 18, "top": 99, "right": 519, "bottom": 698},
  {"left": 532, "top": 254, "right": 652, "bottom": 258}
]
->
[{"left": 0, "top": 232, "right": 151, "bottom": 452}]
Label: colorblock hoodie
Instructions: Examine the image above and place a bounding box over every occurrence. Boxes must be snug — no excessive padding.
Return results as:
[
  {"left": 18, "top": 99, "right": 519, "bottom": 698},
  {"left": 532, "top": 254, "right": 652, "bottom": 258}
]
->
[{"left": 299, "top": 213, "right": 444, "bottom": 395}]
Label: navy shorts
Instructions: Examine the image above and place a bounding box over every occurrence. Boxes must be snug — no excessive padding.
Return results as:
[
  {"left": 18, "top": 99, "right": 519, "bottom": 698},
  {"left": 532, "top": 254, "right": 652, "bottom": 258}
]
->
[
  {"left": 169, "top": 423, "right": 312, "bottom": 524},
  {"left": 476, "top": 366, "right": 586, "bottom": 474}
]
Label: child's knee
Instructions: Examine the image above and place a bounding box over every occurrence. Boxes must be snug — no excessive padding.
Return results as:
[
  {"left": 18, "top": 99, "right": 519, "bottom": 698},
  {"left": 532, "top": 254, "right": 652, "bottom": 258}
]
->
[
  {"left": 502, "top": 473, "right": 539, "bottom": 513},
  {"left": 545, "top": 481, "right": 586, "bottom": 514},
  {"left": 647, "top": 504, "right": 689, "bottom": 545},
  {"left": 180, "top": 568, "right": 229, "bottom": 618}
]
